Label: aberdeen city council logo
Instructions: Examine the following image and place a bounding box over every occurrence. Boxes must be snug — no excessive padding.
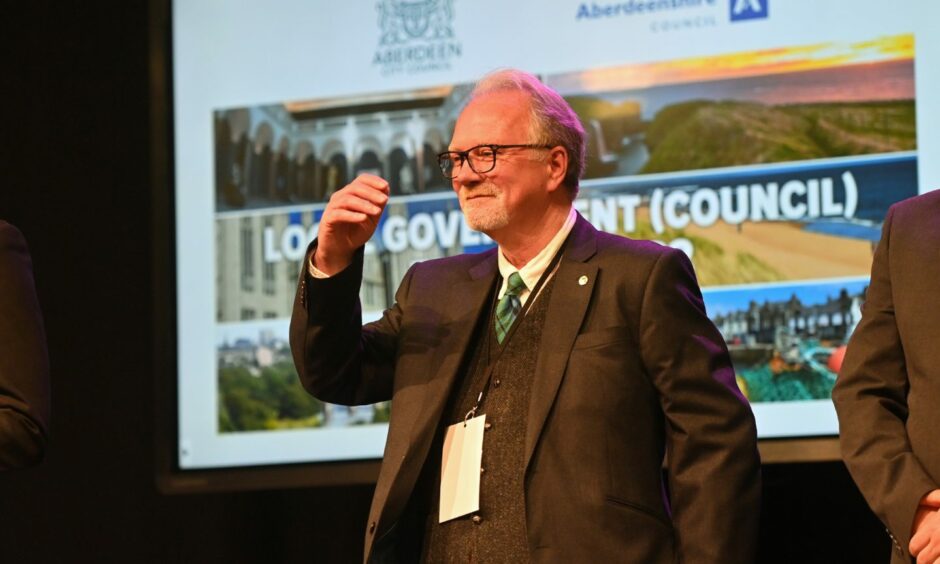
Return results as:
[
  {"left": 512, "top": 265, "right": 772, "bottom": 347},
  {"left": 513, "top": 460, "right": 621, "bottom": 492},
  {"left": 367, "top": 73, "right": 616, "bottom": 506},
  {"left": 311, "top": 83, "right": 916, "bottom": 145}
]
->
[{"left": 373, "top": 0, "right": 462, "bottom": 75}]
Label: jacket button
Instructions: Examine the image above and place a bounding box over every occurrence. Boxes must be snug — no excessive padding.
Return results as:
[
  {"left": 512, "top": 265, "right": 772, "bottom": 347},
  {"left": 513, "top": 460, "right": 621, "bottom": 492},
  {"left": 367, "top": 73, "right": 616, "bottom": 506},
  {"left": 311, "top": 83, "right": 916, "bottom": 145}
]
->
[
  {"left": 472, "top": 515, "right": 482, "bottom": 524},
  {"left": 369, "top": 521, "right": 376, "bottom": 534}
]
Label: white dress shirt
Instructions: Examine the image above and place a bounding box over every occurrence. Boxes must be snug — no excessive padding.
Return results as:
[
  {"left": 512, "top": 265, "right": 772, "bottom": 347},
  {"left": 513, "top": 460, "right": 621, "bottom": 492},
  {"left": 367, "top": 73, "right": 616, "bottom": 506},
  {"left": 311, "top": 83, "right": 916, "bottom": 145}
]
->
[{"left": 495, "top": 206, "right": 577, "bottom": 308}]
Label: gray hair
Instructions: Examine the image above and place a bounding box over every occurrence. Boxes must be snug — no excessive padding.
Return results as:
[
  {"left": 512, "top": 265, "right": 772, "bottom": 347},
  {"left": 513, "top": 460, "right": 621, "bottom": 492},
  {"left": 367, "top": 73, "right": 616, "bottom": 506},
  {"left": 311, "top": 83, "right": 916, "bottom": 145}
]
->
[{"left": 470, "top": 69, "right": 586, "bottom": 199}]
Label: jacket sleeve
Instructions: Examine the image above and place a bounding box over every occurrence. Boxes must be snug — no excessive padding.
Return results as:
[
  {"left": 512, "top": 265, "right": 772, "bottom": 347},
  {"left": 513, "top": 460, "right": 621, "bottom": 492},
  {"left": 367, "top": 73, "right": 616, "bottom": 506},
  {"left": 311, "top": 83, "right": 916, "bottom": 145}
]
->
[
  {"left": 832, "top": 205, "right": 937, "bottom": 558},
  {"left": 0, "top": 222, "right": 50, "bottom": 470},
  {"left": 289, "top": 242, "right": 416, "bottom": 406},
  {"left": 638, "top": 247, "right": 761, "bottom": 563}
]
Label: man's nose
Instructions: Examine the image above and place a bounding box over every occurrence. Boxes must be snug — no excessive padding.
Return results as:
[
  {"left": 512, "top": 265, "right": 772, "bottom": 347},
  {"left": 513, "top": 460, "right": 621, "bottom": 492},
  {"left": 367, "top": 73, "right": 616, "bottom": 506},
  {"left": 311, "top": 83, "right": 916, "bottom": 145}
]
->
[{"left": 453, "top": 159, "right": 483, "bottom": 189}]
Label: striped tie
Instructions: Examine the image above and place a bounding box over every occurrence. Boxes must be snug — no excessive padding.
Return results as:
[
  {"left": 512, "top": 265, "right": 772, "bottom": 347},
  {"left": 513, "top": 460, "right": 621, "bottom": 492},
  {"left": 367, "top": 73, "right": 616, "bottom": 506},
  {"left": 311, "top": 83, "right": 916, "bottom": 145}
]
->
[{"left": 495, "top": 272, "right": 526, "bottom": 344}]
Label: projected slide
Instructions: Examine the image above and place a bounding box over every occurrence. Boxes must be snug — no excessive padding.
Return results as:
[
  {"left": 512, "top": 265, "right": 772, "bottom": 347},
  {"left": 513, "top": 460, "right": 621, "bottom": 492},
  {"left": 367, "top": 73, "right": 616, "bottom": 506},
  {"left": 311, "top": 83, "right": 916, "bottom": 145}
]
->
[{"left": 174, "top": 0, "right": 940, "bottom": 468}]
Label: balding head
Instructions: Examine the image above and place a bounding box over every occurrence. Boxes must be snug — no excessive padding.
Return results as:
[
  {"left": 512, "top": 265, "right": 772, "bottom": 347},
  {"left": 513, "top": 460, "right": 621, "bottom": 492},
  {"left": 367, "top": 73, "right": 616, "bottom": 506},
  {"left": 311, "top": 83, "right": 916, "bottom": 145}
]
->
[{"left": 468, "top": 69, "right": 586, "bottom": 199}]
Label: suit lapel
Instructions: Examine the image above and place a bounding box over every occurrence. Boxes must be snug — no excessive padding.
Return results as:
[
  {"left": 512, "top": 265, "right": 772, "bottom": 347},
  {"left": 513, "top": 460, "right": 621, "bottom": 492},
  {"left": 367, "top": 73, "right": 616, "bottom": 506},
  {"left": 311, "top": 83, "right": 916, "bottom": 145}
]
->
[
  {"left": 405, "top": 251, "right": 499, "bottom": 455},
  {"left": 376, "top": 249, "right": 499, "bottom": 537},
  {"left": 524, "top": 215, "right": 598, "bottom": 472}
]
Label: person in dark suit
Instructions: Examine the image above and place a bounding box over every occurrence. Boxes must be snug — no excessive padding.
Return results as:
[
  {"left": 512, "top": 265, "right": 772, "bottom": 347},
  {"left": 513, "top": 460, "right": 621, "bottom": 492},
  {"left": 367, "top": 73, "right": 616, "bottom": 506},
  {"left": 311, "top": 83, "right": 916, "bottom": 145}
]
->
[
  {"left": 0, "top": 221, "right": 50, "bottom": 469},
  {"left": 291, "top": 69, "right": 760, "bottom": 563},
  {"left": 833, "top": 190, "right": 940, "bottom": 564}
]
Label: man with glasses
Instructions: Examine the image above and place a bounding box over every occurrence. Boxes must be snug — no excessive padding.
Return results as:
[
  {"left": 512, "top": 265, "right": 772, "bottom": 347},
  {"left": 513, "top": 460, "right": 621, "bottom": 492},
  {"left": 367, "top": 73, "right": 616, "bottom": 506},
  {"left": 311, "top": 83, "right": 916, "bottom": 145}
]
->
[{"left": 291, "top": 69, "right": 760, "bottom": 563}]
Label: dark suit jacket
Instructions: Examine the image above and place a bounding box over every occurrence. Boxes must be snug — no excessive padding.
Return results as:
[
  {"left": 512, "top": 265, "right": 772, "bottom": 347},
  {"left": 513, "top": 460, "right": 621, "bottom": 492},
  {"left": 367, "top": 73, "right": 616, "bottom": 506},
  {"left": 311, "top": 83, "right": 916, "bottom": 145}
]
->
[
  {"left": 0, "top": 221, "right": 50, "bottom": 469},
  {"left": 291, "top": 215, "right": 760, "bottom": 563},
  {"left": 833, "top": 190, "right": 940, "bottom": 563}
]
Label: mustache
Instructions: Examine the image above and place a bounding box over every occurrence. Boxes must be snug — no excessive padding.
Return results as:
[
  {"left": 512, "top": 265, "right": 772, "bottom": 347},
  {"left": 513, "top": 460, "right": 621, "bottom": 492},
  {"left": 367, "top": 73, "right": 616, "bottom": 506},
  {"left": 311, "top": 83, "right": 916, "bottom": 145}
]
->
[{"left": 460, "top": 186, "right": 499, "bottom": 198}]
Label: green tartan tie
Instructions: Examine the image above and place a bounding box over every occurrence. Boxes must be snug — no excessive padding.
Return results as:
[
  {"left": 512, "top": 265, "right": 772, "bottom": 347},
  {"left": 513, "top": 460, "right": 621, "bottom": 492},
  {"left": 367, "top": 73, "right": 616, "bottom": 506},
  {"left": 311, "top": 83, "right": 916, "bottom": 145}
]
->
[{"left": 495, "top": 272, "right": 526, "bottom": 344}]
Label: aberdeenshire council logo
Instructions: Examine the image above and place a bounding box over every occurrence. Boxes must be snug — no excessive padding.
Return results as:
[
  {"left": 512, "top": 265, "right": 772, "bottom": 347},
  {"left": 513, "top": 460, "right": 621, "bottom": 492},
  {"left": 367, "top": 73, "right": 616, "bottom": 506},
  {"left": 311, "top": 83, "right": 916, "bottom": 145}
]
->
[
  {"left": 730, "top": 0, "right": 767, "bottom": 22},
  {"left": 373, "top": 0, "right": 463, "bottom": 76}
]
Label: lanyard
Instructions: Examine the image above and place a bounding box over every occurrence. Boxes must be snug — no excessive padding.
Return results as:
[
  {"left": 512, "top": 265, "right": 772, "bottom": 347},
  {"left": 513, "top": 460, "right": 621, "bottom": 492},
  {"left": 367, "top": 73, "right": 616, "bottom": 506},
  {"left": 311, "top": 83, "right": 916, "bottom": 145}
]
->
[{"left": 463, "top": 239, "right": 569, "bottom": 425}]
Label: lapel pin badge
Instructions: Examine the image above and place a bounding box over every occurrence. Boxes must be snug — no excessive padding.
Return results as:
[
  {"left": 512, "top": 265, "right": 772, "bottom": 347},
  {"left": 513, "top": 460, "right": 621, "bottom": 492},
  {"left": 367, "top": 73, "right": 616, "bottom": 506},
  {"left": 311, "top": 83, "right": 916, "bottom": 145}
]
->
[{"left": 578, "top": 275, "right": 588, "bottom": 286}]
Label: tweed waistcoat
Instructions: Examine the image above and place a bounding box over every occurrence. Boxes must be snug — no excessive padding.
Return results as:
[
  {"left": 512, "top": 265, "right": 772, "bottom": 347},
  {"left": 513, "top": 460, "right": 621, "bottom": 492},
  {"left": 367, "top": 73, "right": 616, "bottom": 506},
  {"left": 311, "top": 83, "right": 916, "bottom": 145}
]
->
[{"left": 418, "top": 275, "right": 558, "bottom": 563}]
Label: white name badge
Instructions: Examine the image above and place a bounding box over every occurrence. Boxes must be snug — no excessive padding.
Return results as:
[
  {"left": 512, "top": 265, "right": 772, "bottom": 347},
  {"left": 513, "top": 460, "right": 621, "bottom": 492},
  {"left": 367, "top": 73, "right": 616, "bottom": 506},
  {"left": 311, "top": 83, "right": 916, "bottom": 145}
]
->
[{"left": 439, "top": 414, "right": 486, "bottom": 523}]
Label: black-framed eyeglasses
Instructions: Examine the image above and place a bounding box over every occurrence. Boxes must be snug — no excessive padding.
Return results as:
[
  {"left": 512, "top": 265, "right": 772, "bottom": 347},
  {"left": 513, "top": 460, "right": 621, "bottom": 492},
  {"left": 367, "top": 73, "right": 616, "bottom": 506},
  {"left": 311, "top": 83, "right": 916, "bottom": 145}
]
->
[{"left": 436, "top": 144, "right": 553, "bottom": 179}]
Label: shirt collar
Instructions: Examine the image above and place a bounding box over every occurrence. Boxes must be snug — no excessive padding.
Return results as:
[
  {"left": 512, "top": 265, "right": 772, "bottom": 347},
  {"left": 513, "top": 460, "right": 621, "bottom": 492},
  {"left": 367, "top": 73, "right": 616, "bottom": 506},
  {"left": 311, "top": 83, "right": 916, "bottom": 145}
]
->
[{"left": 497, "top": 207, "right": 577, "bottom": 295}]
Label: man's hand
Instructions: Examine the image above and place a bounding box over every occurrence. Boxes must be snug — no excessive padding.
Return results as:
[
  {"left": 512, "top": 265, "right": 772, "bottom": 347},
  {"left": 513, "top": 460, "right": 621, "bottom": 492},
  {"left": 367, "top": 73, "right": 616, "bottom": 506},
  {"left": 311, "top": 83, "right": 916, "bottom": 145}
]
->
[
  {"left": 911, "top": 489, "right": 940, "bottom": 563},
  {"left": 314, "top": 174, "right": 389, "bottom": 275}
]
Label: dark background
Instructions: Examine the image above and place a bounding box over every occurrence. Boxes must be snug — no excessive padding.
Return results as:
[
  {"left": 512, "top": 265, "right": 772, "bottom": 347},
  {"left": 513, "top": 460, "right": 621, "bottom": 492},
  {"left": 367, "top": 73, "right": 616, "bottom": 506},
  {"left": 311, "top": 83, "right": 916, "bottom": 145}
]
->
[{"left": 0, "top": 2, "right": 890, "bottom": 562}]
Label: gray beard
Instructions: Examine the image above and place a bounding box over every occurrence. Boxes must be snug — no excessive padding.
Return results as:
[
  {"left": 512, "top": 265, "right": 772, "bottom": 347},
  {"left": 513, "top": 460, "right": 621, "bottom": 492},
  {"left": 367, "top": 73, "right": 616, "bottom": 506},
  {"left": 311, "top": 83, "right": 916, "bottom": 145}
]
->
[
  {"left": 464, "top": 208, "right": 509, "bottom": 233},
  {"left": 458, "top": 186, "right": 510, "bottom": 233}
]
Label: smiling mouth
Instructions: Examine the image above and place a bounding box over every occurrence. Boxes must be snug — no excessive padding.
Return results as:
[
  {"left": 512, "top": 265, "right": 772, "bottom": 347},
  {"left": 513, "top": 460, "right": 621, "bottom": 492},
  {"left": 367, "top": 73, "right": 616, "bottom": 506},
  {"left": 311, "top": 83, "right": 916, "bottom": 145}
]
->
[{"left": 464, "top": 191, "right": 496, "bottom": 200}]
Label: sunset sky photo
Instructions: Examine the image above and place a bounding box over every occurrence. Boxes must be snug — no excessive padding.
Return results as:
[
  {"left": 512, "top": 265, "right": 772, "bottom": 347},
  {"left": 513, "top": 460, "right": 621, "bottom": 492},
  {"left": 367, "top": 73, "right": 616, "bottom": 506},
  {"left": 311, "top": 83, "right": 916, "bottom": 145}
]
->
[{"left": 547, "top": 34, "right": 914, "bottom": 104}]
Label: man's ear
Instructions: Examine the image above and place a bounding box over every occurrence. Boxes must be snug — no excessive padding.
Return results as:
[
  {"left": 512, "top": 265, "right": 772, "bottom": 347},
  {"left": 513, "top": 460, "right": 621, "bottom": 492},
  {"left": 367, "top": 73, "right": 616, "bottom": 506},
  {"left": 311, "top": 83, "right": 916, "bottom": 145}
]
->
[{"left": 545, "top": 146, "right": 569, "bottom": 193}]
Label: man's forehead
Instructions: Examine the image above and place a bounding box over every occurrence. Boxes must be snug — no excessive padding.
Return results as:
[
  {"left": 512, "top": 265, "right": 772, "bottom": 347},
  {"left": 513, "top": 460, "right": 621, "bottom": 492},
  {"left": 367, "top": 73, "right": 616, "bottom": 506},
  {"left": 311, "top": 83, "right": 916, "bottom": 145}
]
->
[{"left": 450, "top": 91, "right": 532, "bottom": 148}]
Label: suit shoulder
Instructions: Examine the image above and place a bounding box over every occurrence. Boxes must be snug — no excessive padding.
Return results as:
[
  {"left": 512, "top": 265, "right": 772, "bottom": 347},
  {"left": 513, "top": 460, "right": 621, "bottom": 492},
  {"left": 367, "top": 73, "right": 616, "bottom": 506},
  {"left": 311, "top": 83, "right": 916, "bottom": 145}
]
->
[
  {"left": 0, "top": 221, "right": 30, "bottom": 272},
  {"left": 594, "top": 230, "right": 674, "bottom": 263},
  {"left": 890, "top": 190, "right": 940, "bottom": 219},
  {"left": 589, "top": 231, "right": 700, "bottom": 290},
  {"left": 410, "top": 248, "right": 496, "bottom": 276},
  {"left": 0, "top": 220, "right": 27, "bottom": 248},
  {"left": 885, "top": 190, "right": 940, "bottom": 242}
]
